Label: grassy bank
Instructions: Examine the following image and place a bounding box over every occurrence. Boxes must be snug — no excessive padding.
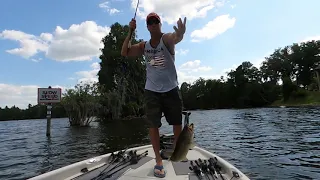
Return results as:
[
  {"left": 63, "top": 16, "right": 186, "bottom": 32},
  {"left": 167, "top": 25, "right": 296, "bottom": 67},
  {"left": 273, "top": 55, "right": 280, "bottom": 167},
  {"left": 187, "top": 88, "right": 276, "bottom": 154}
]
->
[{"left": 271, "top": 91, "right": 320, "bottom": 107}]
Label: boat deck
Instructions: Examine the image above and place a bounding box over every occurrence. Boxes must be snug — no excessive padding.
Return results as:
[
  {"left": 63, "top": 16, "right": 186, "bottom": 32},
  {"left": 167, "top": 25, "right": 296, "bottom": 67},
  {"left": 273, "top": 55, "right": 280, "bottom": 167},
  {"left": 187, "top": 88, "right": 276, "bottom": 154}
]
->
[
  {"left": 117, "top": 145, "right": 209, "bottom": 180},
  {"left": 29, "top": 144, "right": 250, "bottom": 180}
]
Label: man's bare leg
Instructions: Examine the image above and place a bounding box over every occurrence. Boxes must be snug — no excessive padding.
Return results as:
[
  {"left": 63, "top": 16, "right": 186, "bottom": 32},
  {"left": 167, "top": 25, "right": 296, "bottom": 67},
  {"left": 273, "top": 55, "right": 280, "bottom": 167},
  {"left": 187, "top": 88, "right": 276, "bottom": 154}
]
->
[
  {"left": 149, "top": 127, "right": 165, "bottom": 175},
  {"left": 173, "top": 124, "right": 182, "bottom": 148}
]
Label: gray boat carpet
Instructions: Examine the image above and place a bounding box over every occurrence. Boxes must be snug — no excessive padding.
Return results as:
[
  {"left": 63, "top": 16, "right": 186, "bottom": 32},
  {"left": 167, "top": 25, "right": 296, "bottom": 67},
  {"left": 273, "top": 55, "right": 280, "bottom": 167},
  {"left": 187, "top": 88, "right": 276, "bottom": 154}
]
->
[
  {"left": 171, "top": 161, "right": 193, "bottom": 175},
  {"left": 73, "top": 156, "right": 153, "bottom": 180}
]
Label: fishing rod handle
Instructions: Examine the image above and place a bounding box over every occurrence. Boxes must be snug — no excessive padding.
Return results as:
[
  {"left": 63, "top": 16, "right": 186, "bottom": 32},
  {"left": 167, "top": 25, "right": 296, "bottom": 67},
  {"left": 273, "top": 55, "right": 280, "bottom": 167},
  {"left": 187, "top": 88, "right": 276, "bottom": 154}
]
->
[{"left": 128, "top": 28, "right": 134, "bottom": 48}]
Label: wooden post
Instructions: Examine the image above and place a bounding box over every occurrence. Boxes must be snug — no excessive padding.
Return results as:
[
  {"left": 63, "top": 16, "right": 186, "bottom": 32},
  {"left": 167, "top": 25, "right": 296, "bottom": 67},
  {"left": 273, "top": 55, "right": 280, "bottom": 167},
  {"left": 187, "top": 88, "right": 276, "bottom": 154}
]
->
[
  {"left": 46, "top": 86, "right": 52, "bottom": 137},
  {"left": 38, "top": 86, "right": 61, "bottom": 137}
]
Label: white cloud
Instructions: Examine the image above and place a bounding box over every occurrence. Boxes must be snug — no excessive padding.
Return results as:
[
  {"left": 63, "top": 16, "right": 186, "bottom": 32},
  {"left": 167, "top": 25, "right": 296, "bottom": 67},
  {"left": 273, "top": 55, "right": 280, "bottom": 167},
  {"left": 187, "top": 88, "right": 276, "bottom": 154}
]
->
[
  {"left": 177, "top": 71, "right": 198, "bottom": 84},
  {"left": 221, "top": 64, "right": 237, "bottom": 75},
  {"left": 74, "top": 62, "right": 100, "bottom": 83},
  {"left": 47, "top": 21, "right": 110, "bottom": 61},
  {"left": 99, "top": 1, "right": 120, "bottom": 15},
  {"left": 131, "top": 0, "right": 225, "bottom": 25},
  {"left": 215, "top": 0, "right": 226, "bottom": 7},
  {"left": 176, "top": 60, "right": 216, "bottom": 84},
  {"left": 175, "top": 48, "right": 189, "bottom": 55},
  {"left": 0, "top": 30, "right": 48, "bottom": 59},
  {"left": 0, "top": 84, "right": 67, "bottom": 109},
  {"left": 31, "top": 58, "right": 42, "bottom": 63},
  {"left": 300, "top": 36, "right": 320, "bottom": 43},
  {"left": 179, "top": 60, "right": 212, "bottom": 72},
  {"left": 251, "top": 52, "right": 272, "bottom": 69},
  {"left": 40, "top": 33, "right": 53, "bottom": 42},
  {"left": 0, "top": 21, "right": 110, "bottom": 62},
  {"left": 109, "top": 8, "right": 120, "bottom": 14},
  {"left": 190, "top": 14, "right": 236, "bottom": 42},
  {"left": 177, "top": 71, "right": 220, "bottom": 85}
]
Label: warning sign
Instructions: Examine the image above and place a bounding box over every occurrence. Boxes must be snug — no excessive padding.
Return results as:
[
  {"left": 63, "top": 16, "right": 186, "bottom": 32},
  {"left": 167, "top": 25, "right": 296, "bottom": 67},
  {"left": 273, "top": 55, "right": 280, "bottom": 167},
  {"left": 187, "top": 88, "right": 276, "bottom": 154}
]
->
[{"left": 38, "top": 88, "right": 62, "bottom": 104}]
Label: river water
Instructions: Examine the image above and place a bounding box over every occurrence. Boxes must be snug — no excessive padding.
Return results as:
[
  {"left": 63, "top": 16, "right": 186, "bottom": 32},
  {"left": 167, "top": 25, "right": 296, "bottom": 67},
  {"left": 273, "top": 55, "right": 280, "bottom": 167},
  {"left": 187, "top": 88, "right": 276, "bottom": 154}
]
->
[{"left": 0, "top": 107, "right": 319, "bottom": 180}]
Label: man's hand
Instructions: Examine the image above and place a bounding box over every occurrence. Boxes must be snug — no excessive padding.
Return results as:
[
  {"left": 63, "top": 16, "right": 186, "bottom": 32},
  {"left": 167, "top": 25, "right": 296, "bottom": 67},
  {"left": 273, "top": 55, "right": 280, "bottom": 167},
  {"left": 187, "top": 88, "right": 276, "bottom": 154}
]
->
[
  {"left": 121, "top": 18, "right": 144, "bottom": 57},
  {"left": 173, "top": 17, "right": 187, "bottom": 38},
  {"left": 129, "top": 19, "right": 136, "bottom": 32},
  {"left": 128, "top": 19, "right": 137, "bottom": 48},
  {"left": 165, "top": 17, "right": 187, "bottom": 46}
]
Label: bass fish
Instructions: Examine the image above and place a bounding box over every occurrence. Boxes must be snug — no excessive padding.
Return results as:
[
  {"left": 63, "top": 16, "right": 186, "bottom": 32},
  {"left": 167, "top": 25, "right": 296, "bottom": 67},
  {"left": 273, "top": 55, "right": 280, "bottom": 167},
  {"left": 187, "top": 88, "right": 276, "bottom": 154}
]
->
[{"left": 169, "top": 123, "right": 195, "bottom": 162}]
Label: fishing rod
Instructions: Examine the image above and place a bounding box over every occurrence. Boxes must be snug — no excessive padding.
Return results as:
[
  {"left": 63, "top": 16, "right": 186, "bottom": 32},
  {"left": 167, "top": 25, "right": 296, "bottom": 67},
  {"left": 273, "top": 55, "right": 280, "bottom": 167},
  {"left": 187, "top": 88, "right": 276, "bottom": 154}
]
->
[
  {"left": 204, "top": 159, "right": 218, "bottom": 180},
  {"left": 93, "top": 152, "right": 132, "bottom": 180},
  {"left": 190, "top": 158, "right": 231, "bottom": 180},
  {"left": 91, "top": 148, "right": 129, "bottom": 180},
  {"left": 197, "top": 159, "right": 214, "bottom": 180},
  {"left": 208, "top": 157, "right": 225, "bottom": 180},
  {"left": 128, "top": 0, "right": 139, "bottom": 48},
  {"left": 93, "top": 150, "right": 148, "bottom": 180},
  {"left": 189, "top": 160, "right": 204, "bottom": 180},
  {"left": 105, "top": 151, "right": 133, "bottom": 172},
  {"left": 102, "top": 150, "right": 148, "bottom": 178}
]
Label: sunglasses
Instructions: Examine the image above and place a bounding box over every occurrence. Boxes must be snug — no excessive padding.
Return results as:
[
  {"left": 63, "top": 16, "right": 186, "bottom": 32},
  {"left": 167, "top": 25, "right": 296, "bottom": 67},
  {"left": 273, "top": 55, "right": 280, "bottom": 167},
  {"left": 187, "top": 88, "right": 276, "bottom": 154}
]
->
[{"left": 147, "top": 18, "right": 160, "bottom": 25}]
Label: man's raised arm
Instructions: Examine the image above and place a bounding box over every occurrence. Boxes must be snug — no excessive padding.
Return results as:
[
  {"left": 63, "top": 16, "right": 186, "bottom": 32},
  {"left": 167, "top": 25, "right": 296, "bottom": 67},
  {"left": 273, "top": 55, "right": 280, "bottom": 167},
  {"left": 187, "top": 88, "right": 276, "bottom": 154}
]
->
[
  {"left": 166, "top": 17, "right": 187, "bottom": 45},
  {"left": 121, "top": 19, "right": 144, "bottom": 57}
]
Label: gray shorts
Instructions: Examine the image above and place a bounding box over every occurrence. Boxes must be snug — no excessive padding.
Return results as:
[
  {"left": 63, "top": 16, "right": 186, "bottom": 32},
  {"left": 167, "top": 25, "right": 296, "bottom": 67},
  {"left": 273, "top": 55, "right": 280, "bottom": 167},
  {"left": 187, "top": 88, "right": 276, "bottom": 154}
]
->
[{"left": 144, "top": 86, "right": 183, "bottom": 128}]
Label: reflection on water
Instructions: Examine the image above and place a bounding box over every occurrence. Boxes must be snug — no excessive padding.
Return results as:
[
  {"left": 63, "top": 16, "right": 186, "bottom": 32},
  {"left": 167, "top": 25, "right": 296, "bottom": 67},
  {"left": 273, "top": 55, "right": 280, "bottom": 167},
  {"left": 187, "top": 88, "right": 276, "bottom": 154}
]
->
[
  {"left": 97, "top": 119, "right": 150, "bottom": 152},
  {"left": 0, "top": 107, "right": 319, "bottom": 180}
]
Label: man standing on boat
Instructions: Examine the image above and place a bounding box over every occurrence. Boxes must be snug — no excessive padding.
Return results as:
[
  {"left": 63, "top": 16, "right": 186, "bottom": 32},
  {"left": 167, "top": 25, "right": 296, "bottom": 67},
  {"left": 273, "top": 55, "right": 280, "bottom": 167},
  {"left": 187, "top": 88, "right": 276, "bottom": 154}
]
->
[{"left": 121, "top": 12, "right": 187, "bottom": 178}]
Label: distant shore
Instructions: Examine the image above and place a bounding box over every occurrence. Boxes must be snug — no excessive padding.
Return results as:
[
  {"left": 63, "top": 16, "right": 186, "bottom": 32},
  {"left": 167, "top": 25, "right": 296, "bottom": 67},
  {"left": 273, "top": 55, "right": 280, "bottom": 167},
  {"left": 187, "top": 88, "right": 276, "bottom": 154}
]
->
[
  {"left": 1, "top": 95, "right": 320, "bottom": 122},
  {"left": 268, "top": 103, "right": 320, "bottom": 108},
  {"left": 269, "top": 91, "right": 320, "bottom": 108}
]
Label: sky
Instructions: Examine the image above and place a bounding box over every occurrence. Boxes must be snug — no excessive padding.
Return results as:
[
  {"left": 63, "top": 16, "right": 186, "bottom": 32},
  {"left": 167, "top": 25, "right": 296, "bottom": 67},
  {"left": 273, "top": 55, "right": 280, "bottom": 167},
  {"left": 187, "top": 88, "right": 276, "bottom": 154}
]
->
[{"left": 1, "top": 0, "right": 320, "bottom": 109}]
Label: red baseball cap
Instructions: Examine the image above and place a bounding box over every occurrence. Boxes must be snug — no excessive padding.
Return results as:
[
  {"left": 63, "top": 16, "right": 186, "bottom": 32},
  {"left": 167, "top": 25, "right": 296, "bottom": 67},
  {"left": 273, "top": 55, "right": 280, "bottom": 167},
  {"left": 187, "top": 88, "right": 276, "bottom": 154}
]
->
[{"left": 146, "top": 12, "right": 161, "bottom": 22}]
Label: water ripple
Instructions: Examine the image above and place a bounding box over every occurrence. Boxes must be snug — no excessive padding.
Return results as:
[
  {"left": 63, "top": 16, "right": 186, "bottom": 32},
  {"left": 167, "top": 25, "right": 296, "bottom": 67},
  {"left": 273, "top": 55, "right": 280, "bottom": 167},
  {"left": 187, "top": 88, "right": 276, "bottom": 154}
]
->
[{"left": 0, "top": 107, "right": 320, "bottom": 180}]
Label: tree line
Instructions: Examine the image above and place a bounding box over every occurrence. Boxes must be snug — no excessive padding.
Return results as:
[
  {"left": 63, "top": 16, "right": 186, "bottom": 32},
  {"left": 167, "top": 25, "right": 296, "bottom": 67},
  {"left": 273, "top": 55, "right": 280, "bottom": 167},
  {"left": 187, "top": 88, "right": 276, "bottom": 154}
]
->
[{"left": 0, "top": 22, "right": 319, "bottom": 123}]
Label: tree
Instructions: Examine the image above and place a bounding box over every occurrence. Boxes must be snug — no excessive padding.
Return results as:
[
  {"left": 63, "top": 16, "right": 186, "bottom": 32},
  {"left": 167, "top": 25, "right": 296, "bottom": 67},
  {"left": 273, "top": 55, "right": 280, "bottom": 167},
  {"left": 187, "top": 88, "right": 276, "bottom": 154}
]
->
[
  {"left": 1, "top": 39, "right": 320, "bottom": 120},
  {"left": 97, "top": 22, "right": 146, "bottom": 120},
  {"left": 61, "top": 82, "right": 101, "bottom": 126},
  {"left": 291, "top": 41, "right": 320, "bottom": 88}
]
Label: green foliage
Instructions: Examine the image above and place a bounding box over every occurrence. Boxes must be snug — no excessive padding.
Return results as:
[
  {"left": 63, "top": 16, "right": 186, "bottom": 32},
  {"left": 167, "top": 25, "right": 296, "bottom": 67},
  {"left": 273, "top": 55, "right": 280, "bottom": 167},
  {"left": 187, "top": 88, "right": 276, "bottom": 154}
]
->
[
  {"left": 180, "top": 40, "right": 320, "bottom": 109},
  {"left": 1, "top": 24, "right": 320, "bottom": 121},
  {"left": 61, "top": 82, "right": 101, "bottom": 126},
  {"left": 291, "top": 88, "right": 308, "bottom": 99},
  {"left": 97, "top": 22, "right": 146, "bottom": 121},
  {"left": 0, "top": 103, "right": 66, "bottom": 121}
]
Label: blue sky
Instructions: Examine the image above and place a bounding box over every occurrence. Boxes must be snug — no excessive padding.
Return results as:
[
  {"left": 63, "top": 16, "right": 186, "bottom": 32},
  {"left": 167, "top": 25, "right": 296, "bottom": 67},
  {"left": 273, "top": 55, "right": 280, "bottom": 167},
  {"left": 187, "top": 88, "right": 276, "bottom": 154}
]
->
[{"left": 1, "top": 0, "right": 320, "bottom": 108}]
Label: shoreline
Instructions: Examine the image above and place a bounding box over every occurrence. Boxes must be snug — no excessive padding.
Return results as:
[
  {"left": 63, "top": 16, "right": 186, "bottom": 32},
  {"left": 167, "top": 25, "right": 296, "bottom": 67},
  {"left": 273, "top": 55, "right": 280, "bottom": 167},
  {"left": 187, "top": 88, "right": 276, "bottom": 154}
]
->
[
  {"left": 268, "top": 103, "right": 320, "bottom": 108},
  {"left": 1, "top": 104, "right": 320, "bottom": 122}
]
